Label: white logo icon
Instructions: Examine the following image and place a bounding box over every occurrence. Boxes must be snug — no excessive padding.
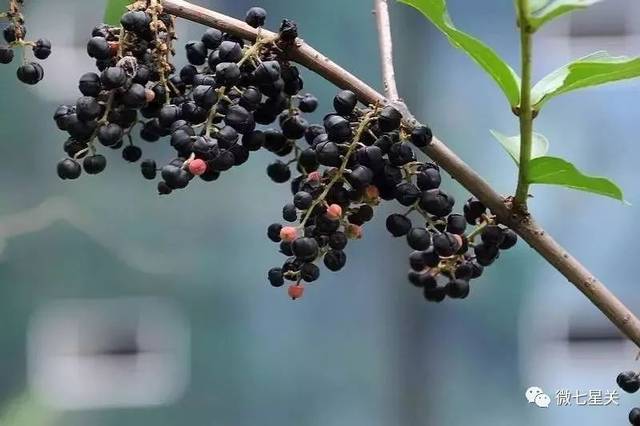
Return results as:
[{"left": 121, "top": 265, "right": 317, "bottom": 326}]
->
[
  {"left": 526, "top": 386, "right": 551, "bottom": 408},
  {"left": 534, "top": 393, "right": 551, "bottom": 408}
]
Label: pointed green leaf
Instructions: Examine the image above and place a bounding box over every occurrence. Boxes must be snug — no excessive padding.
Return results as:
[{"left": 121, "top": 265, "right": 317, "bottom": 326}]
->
[
  {"left": 400, "top": 0, "right": 521, "bottom": 107},
  {"left": 104, "top": 0, "right": 129, "bottom": 26},
  {"left": 532, "top": 51, "right": 640, "bottom": 108},
  {"left": 527, "top": 156, "right": 624, "bottom": 201},
  {"left": 529, "top": 0, "right": 603, "bottom": 31},
  {"left": 490, "top": 130, "right": 549, "bottom": 164}
]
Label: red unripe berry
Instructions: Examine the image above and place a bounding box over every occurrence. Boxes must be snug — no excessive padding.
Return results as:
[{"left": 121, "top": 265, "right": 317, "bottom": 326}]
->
[
  {"left": 307, "top": 171, "right": 321, "bottom": 182},
  {"left": 188, "top": 158, "right": 207, "bottom": 175},
  {"left": 364, "top": 185, "right": 380, "bottom": 204},
  {"left": 326, "top": 204, "right": 342, "bottom": 220},
  {"left": 145, "top": 88, "right": 156, "bottom": 103},
  {"left": 280, "top": 226, "right": 298, "bottom": 242},
  {"left": 288, "top": 284, "right": 304, "bottom": 300},
  {"left": 346, "top": 223, "right": 362, "bottom": 239}
]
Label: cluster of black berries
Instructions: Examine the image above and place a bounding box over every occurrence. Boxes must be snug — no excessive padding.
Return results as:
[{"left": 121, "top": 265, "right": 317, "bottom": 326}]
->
[
  {"left": 616, "top": 371, "right": 640, "bottom": 424},
  {"left": 54, "top": 1, "right": 178, "bottom": 179},
  {"left": 265, "top": 89, "right": 438, "bottom": 299},
  {"left": 393, "top": 196, "right": 517, "bottom": 302},
  {"left": 51, "top": 3, "right": 518, "bottom": 302},
  {"left": 53, "top": 3, "right": 316, "bottom": 194},
  {"left": 0, "top": 0, "right": 51, "bottom": 84},
  {"left": 265, "top": 87, "right": 518, "bottom": 301},
  {"left": 151, "top": 11, "right": 310, "bottom": 194}
]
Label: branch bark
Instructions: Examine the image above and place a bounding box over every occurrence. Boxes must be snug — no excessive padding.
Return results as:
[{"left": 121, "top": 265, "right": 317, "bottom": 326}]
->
[{"left": 162, "top": 0, "right": 640, "bottom": 348}]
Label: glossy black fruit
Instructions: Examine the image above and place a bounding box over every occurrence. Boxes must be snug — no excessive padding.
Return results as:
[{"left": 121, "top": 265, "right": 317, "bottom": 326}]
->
[
  {"left": 267, "top": 160, "right": 291, "bottom": 183},
  {"left": 446, "top": 279, "right": 470, "bottom": 299},
  {"left": 0, "top": 46, "right": 14, "bottom": 64},
  {"left": 333, "top": 90, "right": 357, "bottom": 115},
  {"left": 245, "top": 7, "right": 267, "bottom": 28},
  {"left": 617, "top": 371, "right": 640, "bottom": 394},
  {"left": 83, "top": 155, "right": 107, "bottom": 174},
  {"left": 324, "top": 249, "right": 346, "bottom": 271},
  {"left": 17, "top": 62, "right": 44, "bottom": 85},
  {"left": 386, "top": 214, "right": 412, "bottom": 237},
  {"left": 406, "top": 228, "right": 431, "bottom": 251},
  {"left": 268, "top": 267, "right": 285, "bottom": 287},
  {"left": 57, "top": 158, "right": 82, "bottom": 180},
  {"left": 33, "top": 38, "right": 52, "bottom": 60}
]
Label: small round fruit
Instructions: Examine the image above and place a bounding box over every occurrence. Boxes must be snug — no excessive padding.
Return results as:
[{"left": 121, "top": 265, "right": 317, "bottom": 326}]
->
[
  {"left": 188, "top": 158, "right": 207, "bottom": 176},
  {"left": 17, "top": 62, "right": 44, "bottom": 85},
  {"left": 268, "top": 267, "right": 285, "bottom": 287},
  {"left": 299, "top": 94, "right": 318, "bottom": 113},
  {"left": 33, "top": 38, "right": 52, "bottom": 60},
  {"left": 326, "top": 204, "right": 342, "bottom": 220},
  {"left": 245, "top": 7, "right": 267, "bottom": 28},
  {"left": 140, "top": 159, "right": 157, "bottom": 180},
  {"left": 617, "top": 371, "right": 640, "bottom": 394},
  {"left": 288, "top": 284, "right": 304, "bottom": 300},
  {"left": 83, "top": 155, "right": 107, "bottom": 175},
  {"left": 122, "top": 145, "right": 142, "bottom": 162},
  {"left": 386, "top": 214, "right": 411, "bottom": 237},
  {"left": 324, "top": 250, "right": 346, "bottom": 271},
  {"left": 280, "top": 226, "right": 298, "bottom": 242},
  {"left": 0, "top": 46, "right": 14, "bottom": 64},
  {"left": 406, "top": 228, "right": 432, "bottom": 251},
  {"left": 446, "top": 279, "right": 470, "bottom": 299},
  {"left": 57, "top": 158, "right": 82, "bottom": 180}
]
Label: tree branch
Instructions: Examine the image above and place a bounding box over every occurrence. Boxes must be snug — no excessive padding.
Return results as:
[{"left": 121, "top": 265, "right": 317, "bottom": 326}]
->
[
  {"left": 373, "top": 0, "right": 400, "bottom": 101},
  {"left": 162, "top": 0, "right": 640, "bottom": 348}
]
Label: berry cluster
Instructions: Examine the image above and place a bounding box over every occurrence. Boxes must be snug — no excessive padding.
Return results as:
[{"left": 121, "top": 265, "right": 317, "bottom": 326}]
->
[
  {"left": 395, "top": 196, "right": 517, "bottom": 302},
  {"left": 265, "top": 99, "right": 389, "bottom": 298},
  {"left": 54, "top": 0, "right": 176, "bottom": 179},
  {"left": 616, "top": 370, "right": 640, "bottom": 424},
  {"left": 265, "top": 87, "right": 517, "bottom": 300},
  {"left": 53, "top": 2, "right": 314, "bottom": 193},
  {"left": 0, "top": 0, "right": 51, "bottom": 84},
  {"left": 52, "top": 3, "right": 518, "bottom": 302}
]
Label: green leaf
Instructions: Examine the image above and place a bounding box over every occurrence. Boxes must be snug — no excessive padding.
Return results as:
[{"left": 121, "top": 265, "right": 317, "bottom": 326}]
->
[
  {"left": 527, "top": 156, "right": 624, "bottom": 201},
  {"left": 104, "top": 0, "right": 129, "bottom": 26},
  {"left": 529, "top": 0, "right": 603, "bottom": 31},
  {"left": 532, "top": 51, "right": 640, "bottom": 108},
  {"left": 399, "top": 0, "right": 521, "bottom": 107},
  {"left": 490, "top": 130, "right": 549, "bottom": 164}
]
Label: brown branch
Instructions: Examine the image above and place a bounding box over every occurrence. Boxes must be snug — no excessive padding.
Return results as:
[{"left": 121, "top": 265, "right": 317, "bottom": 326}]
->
[
  {"left": 162, "top": 0, "right": 640, "bottom": 348},
  {"left": 373, "top": 0, "right": 399, "bottom": 101}
]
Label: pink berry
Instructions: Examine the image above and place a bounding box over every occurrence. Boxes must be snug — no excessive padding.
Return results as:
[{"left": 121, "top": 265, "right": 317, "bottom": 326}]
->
[
  {"left": 326, "top": 204, "right": 342, "bottom": 220},
  {"left": 280, "top": 226, "right": 298, "bottom": 242},
  {"left": 307, "top": 171, "right": 321, "bottom": 182},
  {"left": 346, "top": 224, "right": 362, "bottom": 239},
  {"left": 188, "top": 158, "right": 207, "bottom": 175}
]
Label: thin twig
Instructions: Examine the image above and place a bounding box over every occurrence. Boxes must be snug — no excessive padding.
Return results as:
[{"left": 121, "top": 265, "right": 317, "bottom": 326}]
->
[
  {"left": 514, "top": 0, "right": 534, "bottom": 211},
  {"left": 162, "top": 0, "right": 640, "bottom": 348},
  {"left": 373, "top": 0, "right": 400, "bottom": 101}
]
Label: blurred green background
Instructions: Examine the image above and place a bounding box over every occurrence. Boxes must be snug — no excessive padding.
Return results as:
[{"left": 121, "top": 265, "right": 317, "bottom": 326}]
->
[{"left": 0, "top": 0, "right": 639, "bottom": 425}]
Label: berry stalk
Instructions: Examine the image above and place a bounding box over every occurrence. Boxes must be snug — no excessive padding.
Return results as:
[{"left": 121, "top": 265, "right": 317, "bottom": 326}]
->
[
  {"left": 298, "top": 109, "right": 377, "bottom": 228},
  {"left": 148, "top": 0, "right": 175, "bottom": 104}
]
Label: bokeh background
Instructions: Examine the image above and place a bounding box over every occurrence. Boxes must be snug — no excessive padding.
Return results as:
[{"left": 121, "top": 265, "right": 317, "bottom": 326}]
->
[{"left": 0, "top": 0, "right": 639, "bottom": 424}]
